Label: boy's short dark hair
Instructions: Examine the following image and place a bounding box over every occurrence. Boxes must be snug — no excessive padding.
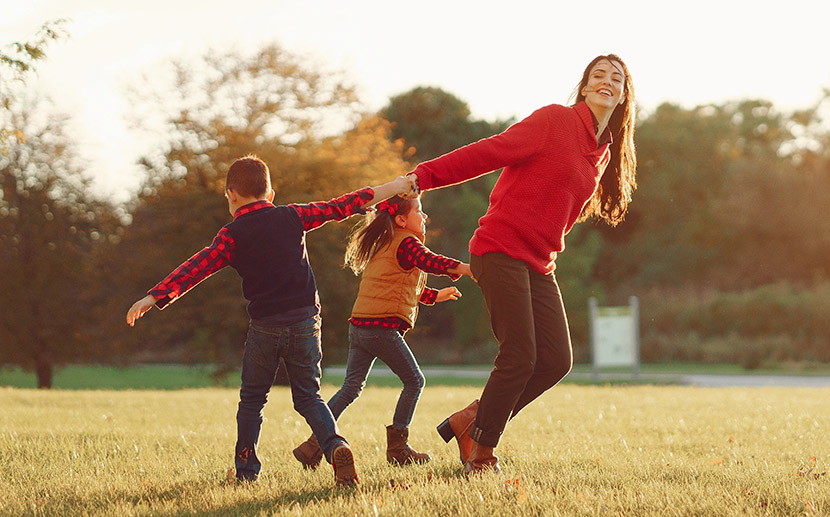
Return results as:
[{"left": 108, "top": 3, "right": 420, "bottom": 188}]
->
[{"left": 226, "top": 156, "right": 271, "bottom": 198}]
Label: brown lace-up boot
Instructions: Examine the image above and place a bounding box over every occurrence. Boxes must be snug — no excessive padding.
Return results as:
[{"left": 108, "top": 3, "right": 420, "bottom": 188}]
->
[
  {"left": 436, "top": 399, "right": 479, "bottom": 464},
  {"left": 292, "top": 434, "right": 323, "bottom": 469},
  {"left": 386, "top": 425, "right": 431, "bottom": 465},
  {"left": 463, "top": 439, "right": 500, "bottom": 474},
  {"left": 332, "top": 444, "right": 359, "bottom": 486}
]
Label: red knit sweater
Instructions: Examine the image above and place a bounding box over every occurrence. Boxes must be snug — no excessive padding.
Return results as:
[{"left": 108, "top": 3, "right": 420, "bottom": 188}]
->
[{"left": 413, "top": 101, "right": 611, "bottom": 275}]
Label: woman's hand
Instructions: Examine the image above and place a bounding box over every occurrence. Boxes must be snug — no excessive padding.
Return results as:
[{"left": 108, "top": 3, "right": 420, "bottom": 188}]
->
[
  {"left": 436, "top": 286, "right": 462, "bottom": 303},
  {"left": 399, "top": 173, "right": 420, "bottom": 199}
]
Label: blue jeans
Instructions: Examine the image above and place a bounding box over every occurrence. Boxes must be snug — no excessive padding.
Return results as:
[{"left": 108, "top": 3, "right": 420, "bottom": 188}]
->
[
  {"left": 235, "top": 315, "right": 346, "bottom": 480},
  {"left": 327, "top": 324, "right": 426, "bottom": 429}
]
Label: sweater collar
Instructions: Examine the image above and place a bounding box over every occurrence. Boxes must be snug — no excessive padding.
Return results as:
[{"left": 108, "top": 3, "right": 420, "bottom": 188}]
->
[{"left": 575, "top": 101, "right": 613, "bottom": 147}]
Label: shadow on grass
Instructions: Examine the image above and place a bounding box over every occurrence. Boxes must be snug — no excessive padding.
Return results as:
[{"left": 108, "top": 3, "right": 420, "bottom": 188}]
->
[{"left": 44, "top": 464, "right": 474, "bottom": 516}]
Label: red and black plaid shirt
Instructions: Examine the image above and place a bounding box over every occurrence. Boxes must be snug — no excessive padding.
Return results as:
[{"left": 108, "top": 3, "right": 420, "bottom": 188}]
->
[
  {"left": 349, "top": 236, "right": 461, "bottom": 331},
  {"left": 149, "top": 188, "right": 373, "bottom": 308}
]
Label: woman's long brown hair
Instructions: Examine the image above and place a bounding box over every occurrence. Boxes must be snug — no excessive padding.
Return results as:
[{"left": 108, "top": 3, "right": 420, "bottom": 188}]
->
[
  {"left": 572, "top": 53, "right": 637, "bottom": 226},
  {"left": 344, "top": 196, "right": 417, "bottom": 275}
]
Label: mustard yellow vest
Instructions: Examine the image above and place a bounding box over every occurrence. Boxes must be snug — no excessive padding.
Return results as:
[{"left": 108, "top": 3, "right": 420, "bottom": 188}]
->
[{"left": 351, "top": 228, "right": 427, "bottom": 327}]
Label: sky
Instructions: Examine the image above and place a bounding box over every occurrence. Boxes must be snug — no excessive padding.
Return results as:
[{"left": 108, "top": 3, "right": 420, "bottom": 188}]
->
[{"left": 2, "top": 0, "right": 829, "bottom": 201}]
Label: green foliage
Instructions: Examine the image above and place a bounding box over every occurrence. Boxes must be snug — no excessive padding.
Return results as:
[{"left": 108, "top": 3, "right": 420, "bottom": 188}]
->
[
  {"left": 0, "top": 19, "right": 68, "bottom": 75},
  {"left": 598, "top": 98, "right": 830, "bottom": 291},
  {"left": 1, "top": 19, "right": 69, "bottom": 152},
  {"left": 380, "top": 87, "right": 513, "bottom": 350},
  {"left": 639, "top": 282, "right": 830, "bottom": 368},
  {"left": 1, "top": 386, "right": 828, "bottom": 515}
]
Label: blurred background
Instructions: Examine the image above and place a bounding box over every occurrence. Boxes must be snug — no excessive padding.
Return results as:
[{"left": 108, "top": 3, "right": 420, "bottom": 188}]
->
[{"left": 2, "top": 3, "right": 830, "bottom": 388}]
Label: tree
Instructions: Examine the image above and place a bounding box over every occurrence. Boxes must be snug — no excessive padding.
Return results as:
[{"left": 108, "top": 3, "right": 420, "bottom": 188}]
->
[
  {"left": 596, "top": 99, "right": 829, "bottom": 293},
  {"left": 0, "top": 99, "right": 119, "bottom": 388},
  {"left": 116, "top": 45, "right": 410, "bottom": 370},
  {"left": 379, "top": 87, "right": 513, "bottom": 356},
  {"left": 0, "top": 19, "right": 119, "bottom": 389},
  {"left": 1, "top": 19, "right": 68, "bottom": 154}
]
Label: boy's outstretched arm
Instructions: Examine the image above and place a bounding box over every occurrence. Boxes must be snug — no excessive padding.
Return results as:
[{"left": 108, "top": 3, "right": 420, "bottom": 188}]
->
[
  {"left": 126, "top": 294, "right": 157, "bottom": 326},
  {"left": 361, "top": 175, "right": 419, "bottom": 208}
]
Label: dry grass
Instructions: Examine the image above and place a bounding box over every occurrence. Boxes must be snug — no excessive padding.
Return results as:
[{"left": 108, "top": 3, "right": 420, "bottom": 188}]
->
[{"left": 1, "top": 384, "right": 827, "bottom": 515}]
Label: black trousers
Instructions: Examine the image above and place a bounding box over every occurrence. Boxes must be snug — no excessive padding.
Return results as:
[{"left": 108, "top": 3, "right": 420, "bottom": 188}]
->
[{"left": 469, "top": 253, "right": 573, "bottom": 447}]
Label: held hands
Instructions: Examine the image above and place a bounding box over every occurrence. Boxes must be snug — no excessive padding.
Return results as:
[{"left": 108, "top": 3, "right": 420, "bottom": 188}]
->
[
  {"left": 436, "top": 286, "right": 462, "bottom": 303},
  {"left": 126, "top": 295, "right": 156, "bottom": 327},
  {"left": 364, "top": 175, "right": 420, "bottom": 209},
  {"left": 399, "top": 173, "right": 420, "bottom": 199}
]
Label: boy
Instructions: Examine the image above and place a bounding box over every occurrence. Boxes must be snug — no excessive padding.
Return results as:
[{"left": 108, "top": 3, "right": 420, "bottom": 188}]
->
[{"left": 126, "top": 155, "right": 416, "bottom": 485}]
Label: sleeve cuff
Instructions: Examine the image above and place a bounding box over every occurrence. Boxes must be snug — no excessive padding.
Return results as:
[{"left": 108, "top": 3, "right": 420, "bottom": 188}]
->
[
  {"left": 357, "top": 186, "right": 374, "bottom": 214},
  {"left": 149, "top": 292, "right": 171, "bottom": 310},
  {"left": 413, "top": 166, "right": 431, "bottom": 191}
]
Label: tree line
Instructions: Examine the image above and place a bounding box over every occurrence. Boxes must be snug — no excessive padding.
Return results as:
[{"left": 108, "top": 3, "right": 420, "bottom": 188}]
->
[{"left": 2, "top": 29, "right": 829, "bottom": 388}]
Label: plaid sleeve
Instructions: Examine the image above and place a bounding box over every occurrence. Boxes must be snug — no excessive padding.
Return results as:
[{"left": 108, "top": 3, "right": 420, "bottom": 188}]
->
[
  {"left": 396, "top": 237, "right": 461, "bottom": 280},
  {"left": 289, "top": 187, "right": 374, "bottom": 231},
  {"left": 419, "top": 287, "right": 438, "bottom": 305},
  {"left": 148, "top": 228, "right": 235, "bottom": 309}
]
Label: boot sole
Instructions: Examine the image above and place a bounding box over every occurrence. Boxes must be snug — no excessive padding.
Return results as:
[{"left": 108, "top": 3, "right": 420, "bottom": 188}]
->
[
  {"left": 436, "top": 418, "right": 455, "bottom": 443},
  {"left": 332, "top": 445, "right": 358, "bottom": 486}
]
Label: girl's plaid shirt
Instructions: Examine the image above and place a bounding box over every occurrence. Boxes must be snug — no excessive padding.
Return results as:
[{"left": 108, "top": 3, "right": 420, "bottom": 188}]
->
[
  {"left": 349, "top": 237, "right": 461, "bottom": 331},
  {"left": 149, "top": 188, "right": 373, "bottom": 308}
]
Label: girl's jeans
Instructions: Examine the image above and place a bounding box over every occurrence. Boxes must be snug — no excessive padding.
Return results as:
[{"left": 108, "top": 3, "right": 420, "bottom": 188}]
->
[
  {"left": 327, "top": 323, "right": 426, "bottom": 429},
  {"left": 235, "top": 315, "right": 346, "bottom": 480}
]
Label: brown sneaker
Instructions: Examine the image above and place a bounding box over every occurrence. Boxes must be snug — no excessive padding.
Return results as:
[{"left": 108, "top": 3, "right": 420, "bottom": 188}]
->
[
  {"left": 332, "top": 444, "right": 359, "bottom": 486},
  {"left": 292, "top": 434, "right": 323, "bottom": 469},
  {"left": 386, "top": 425, "right": 431, "bottom": 465}
]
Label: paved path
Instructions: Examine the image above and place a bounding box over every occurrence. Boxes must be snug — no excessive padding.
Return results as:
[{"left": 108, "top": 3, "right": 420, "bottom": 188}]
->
[{"left": 324, "top": 366, "right": 830, "bottom": 387}]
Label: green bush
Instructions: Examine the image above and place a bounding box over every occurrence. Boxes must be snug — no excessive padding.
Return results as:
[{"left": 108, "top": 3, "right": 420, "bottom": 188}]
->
[{"left": 638, "top": 282, "right": 830, "bottom": 367}]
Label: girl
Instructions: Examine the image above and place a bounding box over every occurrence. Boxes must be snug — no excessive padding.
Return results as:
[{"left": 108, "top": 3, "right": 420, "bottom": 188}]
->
[
  {"left": 293, "top": 194, "right": 471, "bottom": 467},
  {"left": 411, "top": 54, "right": 638, "bottom": 473}
]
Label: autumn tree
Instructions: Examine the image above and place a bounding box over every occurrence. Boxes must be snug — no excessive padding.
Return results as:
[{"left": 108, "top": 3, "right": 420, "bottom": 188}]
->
[{"left": 116, "top": 44, "right": 410, "bottom": 370}]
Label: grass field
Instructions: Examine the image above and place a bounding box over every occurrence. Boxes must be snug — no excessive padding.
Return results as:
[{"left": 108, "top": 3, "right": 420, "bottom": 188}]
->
[{"left": 1, "top": 384, "right": 827, "bottom": 516}]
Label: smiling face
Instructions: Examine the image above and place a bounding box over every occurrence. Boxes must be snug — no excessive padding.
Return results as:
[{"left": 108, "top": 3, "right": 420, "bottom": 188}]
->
[
  {"left": 582, "top": 58, "right": 626, "bottom": 113},
  {"left": 396, "top": 197, "right": 427, "bottom": 235}
]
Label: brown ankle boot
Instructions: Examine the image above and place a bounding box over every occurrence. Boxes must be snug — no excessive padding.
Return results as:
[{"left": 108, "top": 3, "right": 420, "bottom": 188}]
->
[
  {"left": 386, "top": 425, "right": 431, "bottom": 465},
  {"left": 436, "top": 399, "right": 479, "bottom": 464},
  {"left": 332, "top": 444, "right": 359, "bottom": 486},
  {"left": 463, "top": 439, "right": 500, "bottom": 474},
  {"left": 292, "top": 434, "right": 323, "bottom": 469}
]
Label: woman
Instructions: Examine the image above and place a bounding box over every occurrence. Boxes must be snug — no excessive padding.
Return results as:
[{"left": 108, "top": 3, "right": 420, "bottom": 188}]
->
[{"left": 407, "top": 54, "right": 637, "bottom": 473}]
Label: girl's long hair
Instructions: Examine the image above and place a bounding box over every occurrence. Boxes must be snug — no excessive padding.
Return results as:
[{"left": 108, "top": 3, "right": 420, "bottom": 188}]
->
[
  {"left": 571, "top": 53, "right": 637, "bottom": 226},
  {"left": 344, "top": 195, "right": 417, "bottom": 275}
]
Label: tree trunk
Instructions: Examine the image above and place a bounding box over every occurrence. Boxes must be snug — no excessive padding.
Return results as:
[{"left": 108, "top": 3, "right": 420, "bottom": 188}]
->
[{"left": 33, "top": 350, "right": 53, "bottom": 389}]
